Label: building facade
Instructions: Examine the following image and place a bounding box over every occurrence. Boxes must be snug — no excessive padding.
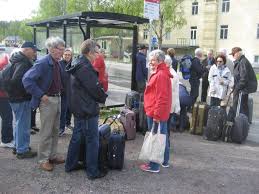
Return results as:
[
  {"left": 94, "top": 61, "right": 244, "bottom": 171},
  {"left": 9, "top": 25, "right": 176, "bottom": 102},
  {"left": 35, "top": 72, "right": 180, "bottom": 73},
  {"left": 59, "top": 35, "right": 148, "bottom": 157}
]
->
[{"left": 139, "top": 0, "right": 259, "bottom": 66}]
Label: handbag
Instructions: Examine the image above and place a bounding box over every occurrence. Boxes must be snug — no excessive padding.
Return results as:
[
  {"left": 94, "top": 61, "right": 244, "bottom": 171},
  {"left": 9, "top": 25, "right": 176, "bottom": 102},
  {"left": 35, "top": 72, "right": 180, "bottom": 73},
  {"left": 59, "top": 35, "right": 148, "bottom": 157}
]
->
[{"left": 139, "top": 122, "right": 166, "bottom": 164}]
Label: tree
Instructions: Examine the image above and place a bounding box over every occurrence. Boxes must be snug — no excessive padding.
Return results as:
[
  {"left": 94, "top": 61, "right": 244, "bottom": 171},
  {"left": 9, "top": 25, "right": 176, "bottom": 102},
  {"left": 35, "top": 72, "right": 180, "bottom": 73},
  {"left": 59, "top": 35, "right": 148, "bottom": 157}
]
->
[{"left": 152, "top": 0, "right": 186, "bottom": 48}]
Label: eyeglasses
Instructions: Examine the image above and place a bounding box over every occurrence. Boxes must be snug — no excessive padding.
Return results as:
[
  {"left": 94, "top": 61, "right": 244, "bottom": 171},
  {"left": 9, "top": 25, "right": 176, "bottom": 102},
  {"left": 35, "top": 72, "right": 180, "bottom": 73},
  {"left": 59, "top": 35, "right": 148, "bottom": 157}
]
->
[
  {"left": 55, "top": 47, "right": 65, "bottom": 52},
  {"left": 217, "top": 60, "right": 223, "bottom": 63}
]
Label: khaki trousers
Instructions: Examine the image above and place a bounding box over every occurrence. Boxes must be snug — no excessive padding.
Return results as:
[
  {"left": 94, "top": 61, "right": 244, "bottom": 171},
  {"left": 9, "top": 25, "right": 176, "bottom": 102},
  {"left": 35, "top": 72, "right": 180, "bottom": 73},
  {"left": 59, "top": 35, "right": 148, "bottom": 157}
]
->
[{"left": 38, "top": 96, "right": 61, "bottom": 163}]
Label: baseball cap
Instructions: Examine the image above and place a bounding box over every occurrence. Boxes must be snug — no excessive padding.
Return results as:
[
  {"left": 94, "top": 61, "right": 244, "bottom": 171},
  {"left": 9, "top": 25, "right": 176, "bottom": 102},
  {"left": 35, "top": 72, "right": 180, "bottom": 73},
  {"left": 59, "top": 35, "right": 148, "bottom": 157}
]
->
[
  {"left": 138, "top": 44, "right": 147, "bottom": 50},
  {"left": 21, "top": 41, "right": 41, "bottom": 51},
  {"left": 229, "top": 47, "right": 242, "bottom": 56}
]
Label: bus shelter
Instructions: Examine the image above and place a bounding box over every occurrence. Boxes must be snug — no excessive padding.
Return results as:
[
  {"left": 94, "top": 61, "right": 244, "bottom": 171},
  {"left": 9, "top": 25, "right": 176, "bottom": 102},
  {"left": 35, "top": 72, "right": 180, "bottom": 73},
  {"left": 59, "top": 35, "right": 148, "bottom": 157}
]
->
[{"left": 27, "top": 11, "right": 149, "bottom": 107}]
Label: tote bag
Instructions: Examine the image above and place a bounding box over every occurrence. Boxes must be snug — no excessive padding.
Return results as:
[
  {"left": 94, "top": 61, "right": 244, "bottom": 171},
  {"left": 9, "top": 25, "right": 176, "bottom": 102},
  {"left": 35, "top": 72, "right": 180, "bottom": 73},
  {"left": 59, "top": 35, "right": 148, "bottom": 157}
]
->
[{"left": 139, "top": 122, "right": 166, "bottom": 164}]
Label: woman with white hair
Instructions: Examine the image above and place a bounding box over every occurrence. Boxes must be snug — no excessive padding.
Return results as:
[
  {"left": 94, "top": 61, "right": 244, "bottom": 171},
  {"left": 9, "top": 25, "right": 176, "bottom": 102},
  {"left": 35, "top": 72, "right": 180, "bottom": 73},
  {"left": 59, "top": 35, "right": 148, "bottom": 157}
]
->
[{"left": 164, "top": 55, "right": 180, "bottom": 132}]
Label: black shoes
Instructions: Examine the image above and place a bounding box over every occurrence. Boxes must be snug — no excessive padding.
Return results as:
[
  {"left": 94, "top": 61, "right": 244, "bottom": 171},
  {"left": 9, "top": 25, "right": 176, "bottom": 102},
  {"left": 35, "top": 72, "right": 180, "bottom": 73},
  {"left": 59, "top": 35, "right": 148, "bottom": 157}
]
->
[
  {"left": 87, "top": 171, "right": 107, "bottom": 180},
  {"left": 16, "top": 150, "right": 37, "bottom": 159},
  {"left": 31, "top": 126, "right": 40, "bottom": 132}
]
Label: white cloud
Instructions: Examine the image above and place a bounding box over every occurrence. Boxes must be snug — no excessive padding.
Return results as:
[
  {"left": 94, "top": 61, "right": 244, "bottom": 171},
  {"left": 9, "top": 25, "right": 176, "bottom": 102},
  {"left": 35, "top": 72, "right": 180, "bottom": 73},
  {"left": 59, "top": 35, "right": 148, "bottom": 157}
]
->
[{"left": 0, "top": 0, "right": 40, "bottom": 21}]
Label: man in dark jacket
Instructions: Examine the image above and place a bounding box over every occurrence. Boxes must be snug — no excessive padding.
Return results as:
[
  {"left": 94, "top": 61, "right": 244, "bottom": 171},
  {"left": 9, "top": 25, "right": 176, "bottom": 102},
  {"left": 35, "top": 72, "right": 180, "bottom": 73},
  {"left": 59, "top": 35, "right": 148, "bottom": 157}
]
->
[
  {"left": 189, "top": 48, "right": 203, "bottom": 105},
  {"left": 135, "top": 44, "right": 148, "bottom": 93},
  {"left": 23, "top": 37, "right": 66, "bottom": 171},
  {"left": 201, "top": 49, "right": 215, "bottom": 102},
  {"left": 9, "top": 42, "right": 40, "bottom": 159},
  {"left": 231, "top": 47, "right": 257, "bottom": 118},
  {"left": 59, "top": 48, "right": 73, "bottom": 136},
  {"left": 65, "top": 39, "right": 108, "bottom": 180}
]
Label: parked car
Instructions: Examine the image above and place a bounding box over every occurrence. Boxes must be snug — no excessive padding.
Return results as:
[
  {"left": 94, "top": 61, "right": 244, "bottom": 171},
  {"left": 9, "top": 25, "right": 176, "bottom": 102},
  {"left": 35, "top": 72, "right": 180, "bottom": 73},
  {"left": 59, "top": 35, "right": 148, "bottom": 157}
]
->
[{"left": 0, "top": 44, "right": 6, "bottom": 51}]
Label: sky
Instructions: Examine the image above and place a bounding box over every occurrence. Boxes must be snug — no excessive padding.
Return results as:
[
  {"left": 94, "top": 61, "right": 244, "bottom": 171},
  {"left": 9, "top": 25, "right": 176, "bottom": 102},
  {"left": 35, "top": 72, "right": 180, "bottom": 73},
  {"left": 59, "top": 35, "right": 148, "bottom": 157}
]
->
[{"left": 0, "top": 0, "right": 41, "bottom": 21}]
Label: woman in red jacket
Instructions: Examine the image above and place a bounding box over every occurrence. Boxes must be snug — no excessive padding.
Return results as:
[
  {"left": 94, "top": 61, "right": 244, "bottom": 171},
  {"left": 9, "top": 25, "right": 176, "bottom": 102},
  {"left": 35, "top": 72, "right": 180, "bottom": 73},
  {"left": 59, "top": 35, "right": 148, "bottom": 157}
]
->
[
  {"left": 0, "top": 54, "right": 14, "bottom": 148},
  {"left": 140, "top": 49, "right": 172, "bottom": 173}
]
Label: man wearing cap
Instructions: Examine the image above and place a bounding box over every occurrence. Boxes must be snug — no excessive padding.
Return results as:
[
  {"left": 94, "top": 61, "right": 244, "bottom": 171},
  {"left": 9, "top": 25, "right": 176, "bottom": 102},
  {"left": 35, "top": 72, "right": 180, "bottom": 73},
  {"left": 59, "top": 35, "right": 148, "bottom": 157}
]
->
[
  {"left": 135, "top": 44, "right": 148, "bottom": 93},
  {"left": 231, "top": 47, "right": 257, "bottom": 118},
  {"left": 8, "top": 41, "right": 40, "bottom": 159},
  {"left": 23, "top": 37, "right": 65, "bottom": 171}
]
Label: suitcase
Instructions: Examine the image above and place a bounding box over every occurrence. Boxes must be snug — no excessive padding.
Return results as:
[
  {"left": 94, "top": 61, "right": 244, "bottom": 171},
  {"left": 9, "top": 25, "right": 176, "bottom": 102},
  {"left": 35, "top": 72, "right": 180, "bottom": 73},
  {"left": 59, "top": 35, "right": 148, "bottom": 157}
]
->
[
  {"left": 125, "top": 90, "right": 140, "bottom": 109},
  {"left": 190, "top": 102, "right": 209, "bottom": 135},
  {"left": 204, "top": 106, "right": 227, "bottom": 141},
  {"left": 248, "top": 97, "right": 253, "bottom": 124},
  {"left": 231, "top": 92, "right": 249, "bottom": 144},
  {"left": 120, "top": 108, "right": 136, "bottom": 140},
  {"left": 108, "top": 131, "right": 125, "bottom": 170},
  {"left": 138, "top": 101, "right": 148, "bottom": 134}
]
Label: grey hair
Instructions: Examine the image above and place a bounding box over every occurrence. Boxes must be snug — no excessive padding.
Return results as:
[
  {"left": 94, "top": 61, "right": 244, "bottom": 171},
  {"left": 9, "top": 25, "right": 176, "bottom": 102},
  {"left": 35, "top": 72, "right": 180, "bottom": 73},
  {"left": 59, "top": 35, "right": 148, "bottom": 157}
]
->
[
  {"left": 149, "top": 49, "right": 165, "bottom": 63},
  {"left": 164, "top": 55, "right": 172, "bottom": 67},
  {"left": 64, "top": 47, "right": 73, "bottom": 53},
  {"left": 219, "top": 48, "right": 227, "bottom": 56},
  {"left": 45, "top": 37, "right": 65, "bottom": 50},
  {"left": 195, "top": 48, "right": 203, "bottom": 56}
]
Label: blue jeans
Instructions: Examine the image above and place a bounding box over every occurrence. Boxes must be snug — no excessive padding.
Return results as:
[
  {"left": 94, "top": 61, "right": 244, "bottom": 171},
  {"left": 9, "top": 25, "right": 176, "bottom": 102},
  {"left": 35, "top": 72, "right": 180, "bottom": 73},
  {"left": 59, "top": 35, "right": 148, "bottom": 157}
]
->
[
  {"left": 0, "top": 98, "right": 13, "bottom": 143},
  {"left": 60, "top": 95, "right": 68, "bottom": 133},
  {"left": 146, "top": 116, "right": 170, "bottom": 170},
  {"left": 65, "top": 116, "right": 99, "bottom": 177},
  {"left": 10, "top": 101, "right": 31, "bottom": 154}
]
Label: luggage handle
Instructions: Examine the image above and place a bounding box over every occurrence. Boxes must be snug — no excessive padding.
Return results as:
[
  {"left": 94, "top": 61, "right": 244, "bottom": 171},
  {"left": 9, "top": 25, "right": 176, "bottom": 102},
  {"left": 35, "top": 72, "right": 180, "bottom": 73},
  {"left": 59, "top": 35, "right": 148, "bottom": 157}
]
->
[
  {"left": 235, "top": 91, "right": 242, "bottom": 118},
  {"left": 103, "top": 115, "right": 120, "bottom": 126}
]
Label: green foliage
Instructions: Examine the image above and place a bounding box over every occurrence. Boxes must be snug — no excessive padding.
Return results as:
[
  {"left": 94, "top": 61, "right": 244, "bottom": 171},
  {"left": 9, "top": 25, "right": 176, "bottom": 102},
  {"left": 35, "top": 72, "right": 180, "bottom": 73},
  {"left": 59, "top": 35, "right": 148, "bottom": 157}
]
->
[{"left": 256, "top": 74, "right": 259, "bottom": 80}]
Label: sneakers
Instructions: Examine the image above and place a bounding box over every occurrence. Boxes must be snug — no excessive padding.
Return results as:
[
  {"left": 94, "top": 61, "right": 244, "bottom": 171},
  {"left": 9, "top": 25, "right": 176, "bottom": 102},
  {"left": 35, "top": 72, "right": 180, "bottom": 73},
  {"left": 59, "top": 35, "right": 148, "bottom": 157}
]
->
[
  {"left": 140, "top": 163, "right": 160, "bottom": 173},
  {"left": 87, "top": 171, "right": 107, "bottom": 180},
  {"left": 0, "top": 141, "right": 15, "bottom": 148},
  {"left": 39, "top": 161, "right": 54, "bottom": 171},
  {"left": 16, "top": 150, "right": 37, "bottom": 159},
  {"left": 161, "top": 163, "right": 170, "bottom": 168}
]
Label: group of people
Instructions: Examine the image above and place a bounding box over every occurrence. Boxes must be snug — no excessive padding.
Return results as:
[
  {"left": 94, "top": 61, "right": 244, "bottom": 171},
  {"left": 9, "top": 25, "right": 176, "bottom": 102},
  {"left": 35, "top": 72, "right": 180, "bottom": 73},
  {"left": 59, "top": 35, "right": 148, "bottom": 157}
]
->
[
  {"left": 136, "top": 45, "right": 257, "bottom": 173},
  {"left": 0, "top": 37, "right": 257, "bottom": 179},
  {"left": 0, "top": 37, "right": 109, "bottom": 180}
]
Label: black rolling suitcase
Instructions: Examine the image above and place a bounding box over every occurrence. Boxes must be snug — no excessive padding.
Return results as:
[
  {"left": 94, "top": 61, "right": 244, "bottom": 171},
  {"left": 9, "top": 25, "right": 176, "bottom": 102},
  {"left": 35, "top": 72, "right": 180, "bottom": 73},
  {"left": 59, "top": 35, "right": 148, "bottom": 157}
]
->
[
  {"left": 248, "top": 97, "right": 253, "bottom": 124},
  {"left": 125, "top": 90, "right": 140, "bottom": 109},
  {"left": 231, "top": 92, "right": 249, "bottom": 144},
  {"left": 138, "top": 100, "right": 148, "bottom": 135},
  {"left": 108, "top": 131, "right": 125, "bottom": 170},
  {"left": 204, "top": 106, "right": 227, "bottom": 141}
]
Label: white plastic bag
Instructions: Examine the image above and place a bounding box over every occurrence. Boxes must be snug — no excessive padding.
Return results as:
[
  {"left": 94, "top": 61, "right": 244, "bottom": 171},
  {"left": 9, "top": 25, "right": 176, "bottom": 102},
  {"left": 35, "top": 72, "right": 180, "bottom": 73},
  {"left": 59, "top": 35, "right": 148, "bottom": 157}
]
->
[{"left": 139, "top": 123, "right": 166, "bottom": 164}]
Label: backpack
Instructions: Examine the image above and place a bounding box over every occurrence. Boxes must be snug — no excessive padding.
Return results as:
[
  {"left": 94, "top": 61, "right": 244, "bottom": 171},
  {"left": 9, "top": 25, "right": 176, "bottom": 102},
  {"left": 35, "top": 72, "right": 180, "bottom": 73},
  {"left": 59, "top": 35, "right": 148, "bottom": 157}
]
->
[
  {"left": 0, "top": 63, "right": 14, "bottom": 92},
  {"left": 179, "top": 55, "right": 192, "bottom": 80}
]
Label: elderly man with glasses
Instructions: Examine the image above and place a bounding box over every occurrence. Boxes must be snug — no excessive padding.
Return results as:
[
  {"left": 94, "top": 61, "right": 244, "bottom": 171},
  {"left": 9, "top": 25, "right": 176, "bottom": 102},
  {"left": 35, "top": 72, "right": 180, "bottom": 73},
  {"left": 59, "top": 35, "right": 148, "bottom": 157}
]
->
[{"left": 23, "top": 37, "right": 66, "bottom": 171}]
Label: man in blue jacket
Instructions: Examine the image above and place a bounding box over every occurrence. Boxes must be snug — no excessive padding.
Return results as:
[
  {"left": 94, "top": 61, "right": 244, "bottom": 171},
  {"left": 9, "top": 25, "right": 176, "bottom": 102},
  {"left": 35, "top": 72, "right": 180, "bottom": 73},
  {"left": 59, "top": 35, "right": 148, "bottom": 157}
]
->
[
  {"left": 23, "top": 37, "right": 65, "bottom": 171},
  {"left": 135, "top": 44, "right": 148, "bottom": 93}
]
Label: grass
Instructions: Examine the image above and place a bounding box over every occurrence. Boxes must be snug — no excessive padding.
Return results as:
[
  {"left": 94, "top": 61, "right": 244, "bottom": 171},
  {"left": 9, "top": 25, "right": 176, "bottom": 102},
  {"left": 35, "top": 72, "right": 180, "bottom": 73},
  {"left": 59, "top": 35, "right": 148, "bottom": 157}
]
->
[
  {"left": 99, "top": 107, "right": 120, "bottom": 119},
  {"left": 256, "top": 74, "right": 259, "bottom": 80}
]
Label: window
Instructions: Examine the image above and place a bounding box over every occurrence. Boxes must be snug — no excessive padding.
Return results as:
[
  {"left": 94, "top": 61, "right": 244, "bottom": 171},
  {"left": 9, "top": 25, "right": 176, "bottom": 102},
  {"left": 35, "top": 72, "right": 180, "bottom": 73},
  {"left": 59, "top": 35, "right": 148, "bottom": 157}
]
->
[
  {"left": 101, "top": 40, "right": 107, "bottom": 49},
  {"left": 190, "top": 26, "right": 197, "bottom": 46},
  {"left": 165, "top": 31, "right": 171, "bottom": 40},
  {"left": 257, "top": 24, "right": 259, "bottom": 39},
  {"left": 222, "top": 0, "right": 230, "bottom": 12},
  {"left": 192, "top": 2, "right": 198, "bottom": 15},
  {"left": 191, "top": 26, "right": 197, "bottom": 40},
  {"left": 220, "top": 25, "right": 228, "bottom": 39},
  {"left": 255, "top": 56, "right": 259, "bottom": 64},
  {"left": 143, "top": 30, "right": 148, "bottom": 40}
]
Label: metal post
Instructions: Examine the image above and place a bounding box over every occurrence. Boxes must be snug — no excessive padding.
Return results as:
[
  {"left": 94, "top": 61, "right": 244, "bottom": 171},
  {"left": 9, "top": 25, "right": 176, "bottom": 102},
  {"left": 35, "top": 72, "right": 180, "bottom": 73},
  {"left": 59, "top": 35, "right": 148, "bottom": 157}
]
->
[
  {"left": 33, "top": 26, "right": 36, "bottom": 44},
  {"left": 148, "top": 19, "right": 153, "bottom": 54},
  {"left": 132, "top": 25, "right": 138, "bottom": 91},
  {"left": 63, "top": 20, "right": 67, "bottom": 47}
]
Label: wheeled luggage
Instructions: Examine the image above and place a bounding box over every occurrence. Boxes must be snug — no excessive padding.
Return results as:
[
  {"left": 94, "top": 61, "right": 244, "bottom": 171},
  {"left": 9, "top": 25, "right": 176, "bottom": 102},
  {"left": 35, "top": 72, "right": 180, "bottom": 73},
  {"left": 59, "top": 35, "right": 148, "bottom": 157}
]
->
[
  {"left": 108, "top": 131, "right": 125, "bottom": 170},
  {"left": 120, "top": 108, "right": 136, "bottom": 140},
  {"left": 204, "top": 106, "right": 227, "bottom": 141},
  {"left": 125, "top": 90, "right": 140, "bottom": 109},
  {"left": 231, "top": 92, "right": 249, "bottom": 144},
  {"left": 138, "top": 100, "right": 148, "bottom": 134},
  {"left": 190, "top": 102, "right": 209, "bottom": 135}
]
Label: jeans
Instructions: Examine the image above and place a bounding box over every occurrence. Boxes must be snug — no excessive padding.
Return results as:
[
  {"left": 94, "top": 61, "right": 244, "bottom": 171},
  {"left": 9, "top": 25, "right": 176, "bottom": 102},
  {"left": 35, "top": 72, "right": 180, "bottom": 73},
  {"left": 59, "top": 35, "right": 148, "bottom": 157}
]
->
[
  {"left": 146, "top": 116, "right": 170, "bottom": 170},
  {"left": 60, "top": 95, "right": 68, "bottom": 132},
  {"left": 189, "top": 79, "right": 200, "bottom": 105},
  {"left": 0, "top": 98, "right": 13, "bottom": 143},
  {"left": 10, "top": 101, "right": 31, "bottom": 154},
  {"left": 65, "top": 116, "right": 99, "bottom": 177}
]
